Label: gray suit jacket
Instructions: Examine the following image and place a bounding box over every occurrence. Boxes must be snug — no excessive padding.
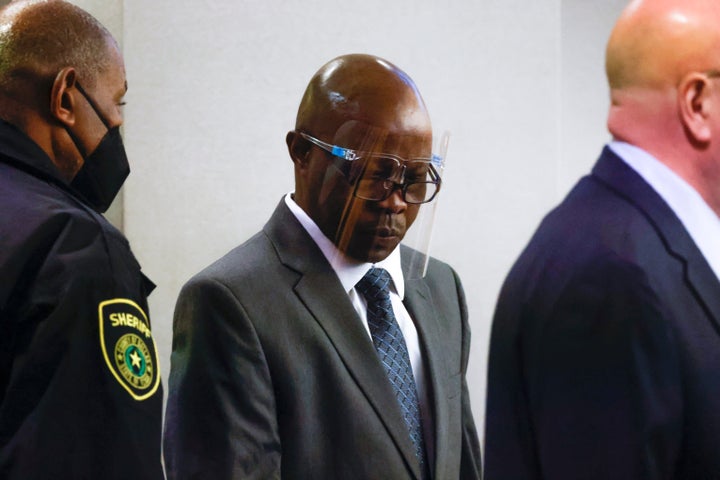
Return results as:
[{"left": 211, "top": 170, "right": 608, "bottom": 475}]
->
[{"left": 163, "top": 200, "right": 481, "bottom": 480}]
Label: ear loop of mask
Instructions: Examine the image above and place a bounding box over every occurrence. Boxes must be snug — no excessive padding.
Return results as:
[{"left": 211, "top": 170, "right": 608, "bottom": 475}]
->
[
  {"left": 65, "top": 81, "right": 112, "bottom": 157},
  {"left": 75, "top": 81, "right": 113, "bottom": 129}
]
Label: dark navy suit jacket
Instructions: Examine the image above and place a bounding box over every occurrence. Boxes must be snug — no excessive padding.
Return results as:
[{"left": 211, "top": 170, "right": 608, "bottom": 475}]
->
[{"left": 485, "top": 147, "right": 720, "bottom": 479}]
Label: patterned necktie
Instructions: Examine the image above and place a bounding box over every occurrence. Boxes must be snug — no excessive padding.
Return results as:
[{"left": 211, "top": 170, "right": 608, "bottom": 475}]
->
[{"left": 356, "top": 267, "right": 428, "bottom": 478}]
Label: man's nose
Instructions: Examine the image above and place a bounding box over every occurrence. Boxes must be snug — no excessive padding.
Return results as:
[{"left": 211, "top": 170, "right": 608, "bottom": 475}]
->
[{"left": 378, "top": 185, "right": 407, "bottom": 213}]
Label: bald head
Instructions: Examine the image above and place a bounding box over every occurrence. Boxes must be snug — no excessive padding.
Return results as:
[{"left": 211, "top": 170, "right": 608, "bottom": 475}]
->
[
  {"left": 0, "top": 0, "right": 116, "bottom": 115},
  {"left": 288, "top": 54, "right": 434, "bottom": 262},
  {"left": 606, "top": 0, "right": 720, "bottom": 216},
  {"left": 607, "top": 0, "right": 720, "bottom": 90},
  {"left": 295, "top": 54, "right": 431, "bottom": 142}
]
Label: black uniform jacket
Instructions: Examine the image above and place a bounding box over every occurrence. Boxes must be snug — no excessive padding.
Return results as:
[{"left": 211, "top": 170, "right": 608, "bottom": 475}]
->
[
  {"left": 485, "top": 147, "right": 720, "bottom": 479},
  {"left": 0, "top": 121, "right": 164, "bottom": 479}
]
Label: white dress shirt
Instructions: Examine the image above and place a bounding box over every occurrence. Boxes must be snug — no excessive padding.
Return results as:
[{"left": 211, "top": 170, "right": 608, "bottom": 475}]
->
[
  {"left": 284, "top": 193, "right": 435, "bottom": 464},
  {"left": 609, "top": 141, "right": 720, "bottom": 283}
]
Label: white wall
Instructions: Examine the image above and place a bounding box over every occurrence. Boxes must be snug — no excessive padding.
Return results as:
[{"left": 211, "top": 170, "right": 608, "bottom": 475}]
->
[
  {"left": 73, "top": 0, "right": 628, "bottom": 447},
  {"left": 561, "top": 0, "right": 628, "bottom": 188}
]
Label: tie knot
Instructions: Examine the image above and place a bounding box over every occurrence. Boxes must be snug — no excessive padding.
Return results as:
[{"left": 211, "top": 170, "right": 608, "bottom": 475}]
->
[{"left": 356, "top": 267, "right": 392, "bottom": 301}]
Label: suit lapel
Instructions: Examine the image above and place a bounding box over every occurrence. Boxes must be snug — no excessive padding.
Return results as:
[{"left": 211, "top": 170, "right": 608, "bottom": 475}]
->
[
  {"left": 403, "top": 274, "right": 451, "bottom": 480},
  {"left": 264, "top": 200, "right": 422, "bottom": 479},
  {"left": 593, "top": 148, "right": 720, "bottom": 329}
]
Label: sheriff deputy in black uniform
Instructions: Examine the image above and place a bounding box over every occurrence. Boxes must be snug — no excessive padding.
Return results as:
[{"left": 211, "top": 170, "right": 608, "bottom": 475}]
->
[{"left": 0, "top": 1, "right": 164, "bottom": 479}]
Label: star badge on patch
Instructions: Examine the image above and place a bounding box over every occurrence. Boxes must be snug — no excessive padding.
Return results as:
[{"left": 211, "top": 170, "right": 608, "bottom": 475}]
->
[{"left": 99, "top": 298, "right": 160, "bottom": 401}]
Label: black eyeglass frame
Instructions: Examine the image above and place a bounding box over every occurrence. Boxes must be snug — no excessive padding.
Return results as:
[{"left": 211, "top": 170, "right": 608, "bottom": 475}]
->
[{"left": 297, "top": 131, "right": 443, "bottom": 204}]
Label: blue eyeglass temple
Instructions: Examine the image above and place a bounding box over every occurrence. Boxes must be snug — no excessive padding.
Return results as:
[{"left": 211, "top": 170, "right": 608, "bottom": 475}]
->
[
  {"left": 331, "top": 145, "right": 357, "bottom": 161},
  {"left": 300, "top": 131, "right": 443, "bottom": 167}
]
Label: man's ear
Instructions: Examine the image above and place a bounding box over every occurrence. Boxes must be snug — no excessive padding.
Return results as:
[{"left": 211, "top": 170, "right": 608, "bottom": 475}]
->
[
  {"left": 286, "top": 130, "right": 312, "bottom": 168},
  {"left": 679, "top": 72, "right": 714, "bottom": 145},
  {"left": 50, "top": 67, "right": 78, "bottom": 127}
]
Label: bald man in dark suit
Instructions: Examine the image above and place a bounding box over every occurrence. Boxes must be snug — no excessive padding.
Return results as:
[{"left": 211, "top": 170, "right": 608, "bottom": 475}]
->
[{"left": 485, "top": 1, "right": 720, "bottom": 478}]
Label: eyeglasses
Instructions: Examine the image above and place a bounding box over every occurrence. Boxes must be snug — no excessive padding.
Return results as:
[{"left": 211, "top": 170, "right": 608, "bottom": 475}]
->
[{"left": 298, "top": 131, "right": 442, "bottom": 204}]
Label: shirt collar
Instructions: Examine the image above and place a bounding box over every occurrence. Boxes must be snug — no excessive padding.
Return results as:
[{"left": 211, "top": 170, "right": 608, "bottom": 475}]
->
[
  {"left": 284, "top": 193, "right": 405, "bottom": 298},
  {"left": 608, "top": 141, "right": 720, "bottom": 281}
]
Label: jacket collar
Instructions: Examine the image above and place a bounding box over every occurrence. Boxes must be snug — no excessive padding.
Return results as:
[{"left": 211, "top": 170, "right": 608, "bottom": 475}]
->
[
  {"left": 593, "top": 146, "right": 720, "bottom": 326},
  {"left": 0, "top": 119, "right": 68, "bottom": 186}
]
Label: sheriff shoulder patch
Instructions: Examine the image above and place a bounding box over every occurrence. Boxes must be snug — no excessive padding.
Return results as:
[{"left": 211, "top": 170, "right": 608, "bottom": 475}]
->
[{"left": 99, "top": 298, "right": 160, "bottom": 401}]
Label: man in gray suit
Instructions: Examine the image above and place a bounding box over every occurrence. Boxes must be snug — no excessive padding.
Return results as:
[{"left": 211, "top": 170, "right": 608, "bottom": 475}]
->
[{"left": 163, "top": 53, "right": 481, "bottom": 480}]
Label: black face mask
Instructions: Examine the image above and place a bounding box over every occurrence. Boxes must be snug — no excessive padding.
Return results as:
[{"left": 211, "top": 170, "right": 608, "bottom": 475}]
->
[{"left": 67, "top": 81, "right": 130, "bottom": 213}]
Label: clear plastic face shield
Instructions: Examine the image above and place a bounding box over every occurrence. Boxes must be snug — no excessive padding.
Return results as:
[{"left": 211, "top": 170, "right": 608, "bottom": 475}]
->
[{"left": 297, "top": 124, "right": 448, "bottom": 278}]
